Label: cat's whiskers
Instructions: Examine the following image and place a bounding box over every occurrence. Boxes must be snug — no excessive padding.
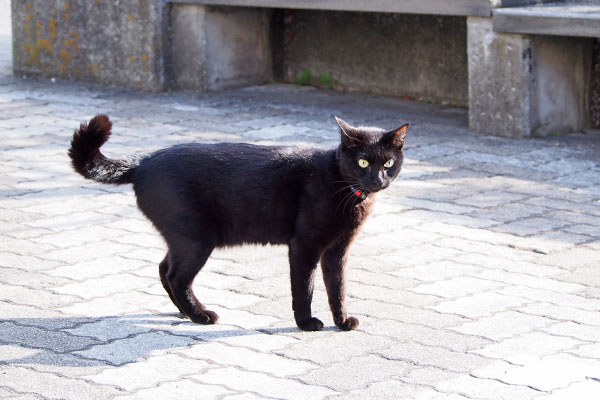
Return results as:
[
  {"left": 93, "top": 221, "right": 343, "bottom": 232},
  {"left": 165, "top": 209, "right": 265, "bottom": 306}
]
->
[
  {"left": 331, "top": 183, "right": 357, "bottom": 197},
  {"left": 335, "top": 187, "right": 358, "bottom": 215}
]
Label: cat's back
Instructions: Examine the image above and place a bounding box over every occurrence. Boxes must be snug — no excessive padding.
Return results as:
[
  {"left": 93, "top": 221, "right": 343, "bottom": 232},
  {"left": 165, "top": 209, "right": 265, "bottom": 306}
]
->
[
  {"left": 133, "top": 142, "right": 330, "bottom": 246},
  {"left": 137, "top": 142, "right": 314, "bottom": 174}
]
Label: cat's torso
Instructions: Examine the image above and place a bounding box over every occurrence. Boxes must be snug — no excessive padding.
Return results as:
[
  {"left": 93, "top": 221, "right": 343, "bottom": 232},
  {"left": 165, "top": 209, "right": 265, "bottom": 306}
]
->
[{"left": 133, "top": 142, "right": 373, "bottom": 248}]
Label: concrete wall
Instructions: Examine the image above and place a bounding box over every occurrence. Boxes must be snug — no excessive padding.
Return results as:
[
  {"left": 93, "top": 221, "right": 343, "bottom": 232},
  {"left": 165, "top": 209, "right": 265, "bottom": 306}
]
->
[
  {"left": 11, "top": 0, "right": 168, "bottom": 91},
  {"left": 278, "top": 10, "right": 468, "bottom": 106}
]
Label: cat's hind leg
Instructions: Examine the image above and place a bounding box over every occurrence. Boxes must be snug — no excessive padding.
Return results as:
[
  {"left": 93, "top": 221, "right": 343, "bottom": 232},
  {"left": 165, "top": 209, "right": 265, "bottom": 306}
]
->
[
  {"left": 159, "top": 253, "right": 186, "bottom": 317},
  {"left": 166, "top": 242, "right": 219, "bottom": 324}
]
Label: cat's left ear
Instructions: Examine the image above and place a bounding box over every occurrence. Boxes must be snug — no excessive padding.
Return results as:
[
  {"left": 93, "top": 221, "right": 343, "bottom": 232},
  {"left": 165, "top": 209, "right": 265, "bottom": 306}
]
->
[{"left": 383, "top": 123, "right": 409, "bottom": 149}]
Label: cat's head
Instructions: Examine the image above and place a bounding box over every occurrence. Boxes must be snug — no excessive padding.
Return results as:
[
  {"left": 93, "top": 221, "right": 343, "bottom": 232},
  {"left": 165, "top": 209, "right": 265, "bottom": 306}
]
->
[{"left": 335, "top": 117, "right": 408, "bottom": 194}]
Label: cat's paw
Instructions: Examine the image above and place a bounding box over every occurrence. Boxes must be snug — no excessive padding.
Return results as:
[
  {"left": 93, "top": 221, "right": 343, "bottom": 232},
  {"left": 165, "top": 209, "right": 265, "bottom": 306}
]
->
[
  {"left": 297, "top": 317, "right": 324, "bottom": 331},
  {"left": 335, "top": 316, "right": 359, "bottom": 331},
  {"left": 189, "top": 310, "right": 220, "bottom": 325}
]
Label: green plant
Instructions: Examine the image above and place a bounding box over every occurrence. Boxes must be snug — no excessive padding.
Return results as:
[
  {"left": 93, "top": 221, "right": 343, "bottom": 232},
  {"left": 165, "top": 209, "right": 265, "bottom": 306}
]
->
[
  {"left": 318, "top": 72, "right": 334, "bottom": 90},
  {"left": 297, "top": 69, "right": 313, "bottom": 85}
]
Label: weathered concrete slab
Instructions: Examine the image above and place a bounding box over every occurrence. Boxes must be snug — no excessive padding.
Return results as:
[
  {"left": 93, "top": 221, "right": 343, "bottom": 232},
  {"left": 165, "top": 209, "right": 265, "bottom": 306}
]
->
[
  {"left": 171, "top": 0, "right": 494, "bottom": 17},
  {"left": 494, "top": 2, "right": 600, "bottom": 37}
]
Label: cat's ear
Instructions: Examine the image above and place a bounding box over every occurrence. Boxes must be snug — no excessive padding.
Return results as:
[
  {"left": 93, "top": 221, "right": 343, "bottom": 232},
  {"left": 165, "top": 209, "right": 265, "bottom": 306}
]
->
[
  {"left": 383, "top": 123, "right": 409, "bottom": 149},
  {"left": 335, "top": 116, "right": 365, "bottom": 148}
]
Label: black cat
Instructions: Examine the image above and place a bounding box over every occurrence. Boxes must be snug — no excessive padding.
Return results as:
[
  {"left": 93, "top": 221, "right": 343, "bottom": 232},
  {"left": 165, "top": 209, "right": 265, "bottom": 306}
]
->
[{"left": 69, "top": 115, "right": 408, "bottom": 331}]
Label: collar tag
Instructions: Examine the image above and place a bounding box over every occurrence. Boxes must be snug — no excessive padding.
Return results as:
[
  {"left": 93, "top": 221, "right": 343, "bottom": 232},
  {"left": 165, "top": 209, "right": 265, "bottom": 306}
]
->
[{"left": 352, "top": 187, "right": 368, "bottom": 201}]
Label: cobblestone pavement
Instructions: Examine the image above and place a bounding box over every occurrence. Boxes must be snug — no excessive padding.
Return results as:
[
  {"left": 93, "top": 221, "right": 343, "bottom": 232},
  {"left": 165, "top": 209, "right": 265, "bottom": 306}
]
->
[{"left": 2, "top": 35, "right": 600, "bottom": 400}]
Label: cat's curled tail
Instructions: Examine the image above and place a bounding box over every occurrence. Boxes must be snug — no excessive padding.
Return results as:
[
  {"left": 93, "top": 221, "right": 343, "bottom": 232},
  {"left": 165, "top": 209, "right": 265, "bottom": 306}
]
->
[{"left": 69, "top": 114, "right": 137, "bottom": 184}]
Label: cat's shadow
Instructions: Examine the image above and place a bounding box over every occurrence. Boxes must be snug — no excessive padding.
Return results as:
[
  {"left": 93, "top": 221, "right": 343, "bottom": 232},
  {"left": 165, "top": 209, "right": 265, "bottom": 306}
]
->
[{"left": 2, "top": 313, "right": 329, "bottom": 368}]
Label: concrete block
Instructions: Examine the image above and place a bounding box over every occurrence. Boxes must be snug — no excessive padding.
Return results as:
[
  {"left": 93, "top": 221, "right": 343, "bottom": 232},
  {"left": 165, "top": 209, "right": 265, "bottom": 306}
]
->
[
  {"left": 168, "top": 4, "right": 272, "bottom": 91},
  {"left": 468, "top": 16, "right": 592, "bottom": 138},
  {"left": 11, "top": 0, "right": 168, "bottom": 91},
  {"left": 167, "top": 4, "right": 207, "bottom": 91},
  {"left": 468, "top": 17, "right": 533, "bottom": 138}
]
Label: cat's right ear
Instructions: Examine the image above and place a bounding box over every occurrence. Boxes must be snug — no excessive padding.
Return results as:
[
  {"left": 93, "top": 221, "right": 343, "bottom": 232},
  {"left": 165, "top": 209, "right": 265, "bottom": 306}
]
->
[{"left": 335, "top": 117, "right": 364, "bottom": 148}]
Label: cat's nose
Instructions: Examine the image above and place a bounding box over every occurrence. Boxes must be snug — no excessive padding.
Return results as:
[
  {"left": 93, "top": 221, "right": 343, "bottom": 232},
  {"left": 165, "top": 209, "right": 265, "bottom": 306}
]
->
[
  {"left": 367, "top": 180, "right": 388, "bottom": 192},
  {"left": 368, "top": 171, "right": 387, "bottom": 191}
]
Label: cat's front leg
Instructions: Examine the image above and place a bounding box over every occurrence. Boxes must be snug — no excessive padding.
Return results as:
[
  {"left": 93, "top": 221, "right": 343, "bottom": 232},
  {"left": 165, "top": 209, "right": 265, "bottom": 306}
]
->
[
  {"left": 321, "top": 237, "right": 359, "bottom": 331},
  {"left": 289, "top": 237, "right": 323, "bottom": 331}
]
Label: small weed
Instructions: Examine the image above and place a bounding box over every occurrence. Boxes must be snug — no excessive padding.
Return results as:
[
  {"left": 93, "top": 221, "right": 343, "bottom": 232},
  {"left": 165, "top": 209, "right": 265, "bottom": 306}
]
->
[
  {"left": 297, "top": 69, "right": 313, "bottom": 85},
  {"left": 318, "top": 72, "right": 334, "bottom": 90},
  {"left": 296, "top": 69, "right": 334, "bottom": 89},
  {"left": 550, "top": 131, "right": 561, "bottom": 137}
]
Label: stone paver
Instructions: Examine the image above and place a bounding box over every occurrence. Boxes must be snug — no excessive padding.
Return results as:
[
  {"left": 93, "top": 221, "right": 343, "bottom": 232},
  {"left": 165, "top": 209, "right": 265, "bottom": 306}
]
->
[{"left": 1, "top": 6, "right": 600, "bottom": 399}]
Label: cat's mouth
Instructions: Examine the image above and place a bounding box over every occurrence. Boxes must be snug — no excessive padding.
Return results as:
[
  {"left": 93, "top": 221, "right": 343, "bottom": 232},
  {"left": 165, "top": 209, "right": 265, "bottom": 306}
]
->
[{"left": 366, "top": 183, "right": 389, "bottom": 193}]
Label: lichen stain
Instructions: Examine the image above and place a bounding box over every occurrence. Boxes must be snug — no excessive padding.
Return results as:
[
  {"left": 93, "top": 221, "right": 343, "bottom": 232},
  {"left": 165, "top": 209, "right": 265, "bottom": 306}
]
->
[
  {"left": 48, "top": 18, "right": 57, "bottom": 40},
  {"left": 141, "top": 53, "right": 148, "bottom": 62},
  {"left": 64, "top": 2, "right": 71, "bottom": 10},
  {"left": 129, "top": 56, "right": 136, "bottom": 63},
  {"left": 59, "top": 48, "right": 71, "bottom": 75},
  {"left": 127, "top": 15, "right": 134, "bottom": 21},
  {"left": 86, "top": 62, "right": 102, "bottom": 77},
  {"left": 23, "top": 17, "right": 55, "bottom": 69}
]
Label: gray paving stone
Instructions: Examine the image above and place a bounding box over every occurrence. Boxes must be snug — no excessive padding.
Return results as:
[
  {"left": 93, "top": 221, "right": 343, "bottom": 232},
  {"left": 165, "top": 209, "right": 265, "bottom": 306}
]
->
[
  {"left": 112, "top": 379, "right": 234, "bottom": 400},
  {"left": 377, "top": 341, "right": 492, "bottom": 374},
  {"left": 0, "top": 366, "right": 121, "bottom": 400},
  {"left": 519, "top": 303, "right": 600, "bottom": 326},
  {"left": 85, "top": 353, "right": 212, "bottom": 391},
  {"left": 538, "top": 380, "right": 600, "bottom": 400},
  {"left": 500, "top": 286, "right": 600, "bottom": 312},
  {"left": 0, "top": 322, "right": 101, "bottom": 352},
  {"left": 361, "top": 319, "right": 493, "bottom": 352},
  {"left": 410, "top": 276, "right": 505, "bottom": 299},
  {"left": 74, "top": 331, "right": 197, "bottom": 365},
  {"left": 299, "top": 354, "right": 412, "bottom": 392},
  {"left": 176, "top": 341, "right": 317, "bottom": 377},
  {"left": 196, "top": 366, "right": 339, "bottom": 399},
  {"left": 452, "top": 311, "right": 555, "bottom": 344},
  {"left": 474, "top": 354, "right": 600, "bottom": 392},
  {"left": 541, "top": 321, "right": 600, "bottom": 342},
  {"left": 431, "top": 292, "right": 527, "bottom": 319},
  {"left": 472, "top": 331, "right": 583, "bottom": 365},
  {"left": 64, "top": 317, "right": 154, "bottom": 341},
  {"left": 435, "top": 373, "right": 543, "bottom": 399}
]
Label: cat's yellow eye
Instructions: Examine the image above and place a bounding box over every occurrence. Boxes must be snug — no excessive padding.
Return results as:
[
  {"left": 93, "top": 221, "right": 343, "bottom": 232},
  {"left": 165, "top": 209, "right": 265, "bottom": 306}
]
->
[
  {"left": 384, "top": 159, "right": 395, "bottom": 168},
  {"left": 358, "top": 159, "right": 369, "bottom": 168}
]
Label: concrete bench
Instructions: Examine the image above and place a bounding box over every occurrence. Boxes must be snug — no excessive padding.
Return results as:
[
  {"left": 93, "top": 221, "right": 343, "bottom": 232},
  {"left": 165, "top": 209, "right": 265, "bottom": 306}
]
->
[
  {"left": 11, "top": 0, "right": 600, "bottom": 138},
  {"left": 166, "top": 0, "right": 493, "bottom": 108},
  {"left": 468, "top": 1, "right": 599, "bottom": 137}
]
